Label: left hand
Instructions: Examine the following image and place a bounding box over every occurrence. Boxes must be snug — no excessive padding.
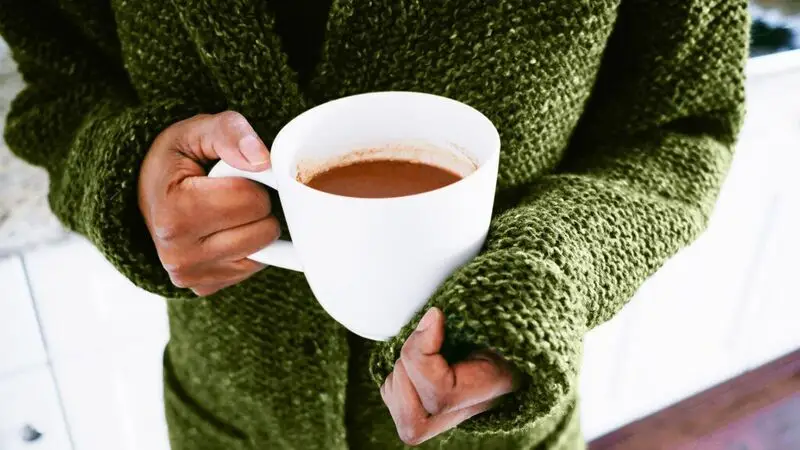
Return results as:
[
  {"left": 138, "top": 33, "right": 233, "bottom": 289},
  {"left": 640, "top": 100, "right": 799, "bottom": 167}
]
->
[{"left": 380, "top": 308, "right": 519, "bottom": 446}]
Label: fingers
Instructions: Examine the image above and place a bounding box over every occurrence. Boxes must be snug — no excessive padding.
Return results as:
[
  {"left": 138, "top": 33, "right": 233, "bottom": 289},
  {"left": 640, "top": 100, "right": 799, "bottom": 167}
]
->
[
  {"left": 166, "top": 258, "right": 265, "bottom": 292},
  {"left": 139, "top": 111, "right": 278, "bottom": 296},
  {"left": 400, "top": 308, "right": 455, "bottom": 415},
  {"left": 382, "top": 308, "right": 519, "bottom": 444},
  {"left": 150, "top": 182, "right": 276, "bottom": 295},
  {"left": 148, "top": 177, "right": 274, "bottom": 248},
  {"left": 381, "top": 357, "right": 495, "bottom": 446},
  {"left": 442, "top": 352, "right": 516, "bottom": 414},
  {"left": 381, "top": 359, "right": 428, "bottom": 436},
  {"left": 160, "top": 216, "right": 278, "bottom": 283},
  {"left": 400, "top": 309, "right": 516, "bottom": 416},
  {"left": 416, "top": 398, "right": 494, "bottom": 445},
  {"left": 173, "top": 176, "right": 273, "bottom": 237},
  {"left": 172, "top": 111, "right": 270, "bottom": 171},
  {"left": 160, "top": 217, "right": 278, "bottom": 293},
  {"left": 200, "top": 216, "right": 281, "bottom": 262}
]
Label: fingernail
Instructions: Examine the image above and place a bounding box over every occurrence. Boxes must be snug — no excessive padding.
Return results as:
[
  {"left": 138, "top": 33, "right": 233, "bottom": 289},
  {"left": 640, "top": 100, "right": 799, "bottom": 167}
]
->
[
  {"left": 416, "top": 308, "right": 437, "bottom": 332},
  {"left": 238, "top": 135, "right": 270, "bottom": 167}
]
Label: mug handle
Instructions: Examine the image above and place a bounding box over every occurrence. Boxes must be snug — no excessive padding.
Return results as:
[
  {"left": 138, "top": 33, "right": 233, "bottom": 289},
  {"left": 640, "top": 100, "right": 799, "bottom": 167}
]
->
[{"left": 207, "top": 161, "right": 304, "bottom": 272}]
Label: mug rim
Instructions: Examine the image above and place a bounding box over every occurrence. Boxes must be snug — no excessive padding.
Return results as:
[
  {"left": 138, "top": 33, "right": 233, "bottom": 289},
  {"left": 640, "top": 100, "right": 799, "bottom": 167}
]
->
[{"left": 270, "top": 91, "right": 501, "bottom": 203}]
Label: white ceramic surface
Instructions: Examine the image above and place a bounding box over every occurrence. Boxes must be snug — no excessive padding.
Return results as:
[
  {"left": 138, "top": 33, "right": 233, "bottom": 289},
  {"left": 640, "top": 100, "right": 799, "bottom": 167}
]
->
[
  {"left": 209, "top": 92, "right": 500, "bottom": 341},
  {"left": 22, "top": 236, "right": 171, "bottom": 450}
]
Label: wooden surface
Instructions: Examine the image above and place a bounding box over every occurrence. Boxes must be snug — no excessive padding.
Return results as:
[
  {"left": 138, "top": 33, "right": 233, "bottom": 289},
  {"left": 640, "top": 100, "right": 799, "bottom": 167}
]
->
[{"left": 590, "top": 349, "right": 800, "bottom": 450}]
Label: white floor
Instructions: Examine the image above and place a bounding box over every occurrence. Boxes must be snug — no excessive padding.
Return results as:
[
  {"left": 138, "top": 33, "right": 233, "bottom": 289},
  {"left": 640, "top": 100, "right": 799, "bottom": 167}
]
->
[
  {"left": 1, "top": 55, "right": 799, "bottom": 450},
  {"left": 0, "top": 244, "right": 170, "bottom": 450}
]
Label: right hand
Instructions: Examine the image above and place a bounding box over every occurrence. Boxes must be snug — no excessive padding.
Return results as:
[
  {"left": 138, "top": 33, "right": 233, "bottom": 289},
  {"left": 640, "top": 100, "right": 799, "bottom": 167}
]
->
[{"left": 138, "top": 111, "right": 280, "bottom": 296}]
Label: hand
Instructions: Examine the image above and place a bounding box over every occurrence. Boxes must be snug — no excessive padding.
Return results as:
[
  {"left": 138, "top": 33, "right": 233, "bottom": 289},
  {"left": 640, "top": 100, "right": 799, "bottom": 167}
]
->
[
  {"left": 138, "top": 111, "right": 279, "bottom": 296},
  {"left": 380, "top": 308, "right": 518, "bottom": 446}
]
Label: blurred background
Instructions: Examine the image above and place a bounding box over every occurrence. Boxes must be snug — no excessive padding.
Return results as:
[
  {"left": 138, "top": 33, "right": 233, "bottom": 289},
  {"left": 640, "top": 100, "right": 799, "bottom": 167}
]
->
[
  {"left": 1, "top": 2, "right": 799, "bottom": 449},
  {"left": 751, "top": 0, "right": 800, "bottom": 55}
]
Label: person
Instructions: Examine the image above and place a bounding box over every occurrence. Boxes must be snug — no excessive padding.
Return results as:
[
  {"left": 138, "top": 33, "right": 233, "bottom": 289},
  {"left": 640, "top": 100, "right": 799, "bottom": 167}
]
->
[{"left": 0, "top": 1, "right": 748, "bottom": 449}]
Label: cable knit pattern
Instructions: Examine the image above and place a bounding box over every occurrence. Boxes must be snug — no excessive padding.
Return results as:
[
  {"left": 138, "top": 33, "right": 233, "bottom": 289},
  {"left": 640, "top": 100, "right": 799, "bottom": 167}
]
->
[{"left": 1, "top": 0, "right": 748, "bottom": 449}]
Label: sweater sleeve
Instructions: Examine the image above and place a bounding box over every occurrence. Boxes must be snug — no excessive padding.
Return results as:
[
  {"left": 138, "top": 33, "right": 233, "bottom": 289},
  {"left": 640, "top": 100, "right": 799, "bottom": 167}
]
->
[
  {"left": 363, "top": 0, "right": 749, "bottom": 432},
  {"left": 1, "top": 2, "right": 198, "bottom": 298}
]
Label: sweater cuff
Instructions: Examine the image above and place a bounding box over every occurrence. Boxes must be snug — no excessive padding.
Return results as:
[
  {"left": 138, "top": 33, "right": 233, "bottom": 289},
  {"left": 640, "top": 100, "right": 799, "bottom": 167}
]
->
[
  {"left": 60, "top": 100, "right": 201, "bottom": 299},
  {"left": 369, "top": 249, "right": 587, "bottom": 433}
]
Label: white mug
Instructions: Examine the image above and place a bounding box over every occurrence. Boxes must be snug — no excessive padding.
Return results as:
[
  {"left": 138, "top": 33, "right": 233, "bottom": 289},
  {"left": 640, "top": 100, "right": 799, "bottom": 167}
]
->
[{"left": 209, "top": 92, "right": 500, "bottom": 341}]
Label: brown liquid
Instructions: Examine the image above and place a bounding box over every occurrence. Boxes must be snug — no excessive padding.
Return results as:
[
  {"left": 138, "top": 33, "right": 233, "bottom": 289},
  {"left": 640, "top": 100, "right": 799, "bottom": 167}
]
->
[{"left": 305, "top": 159, "right": 462, "bottom": 198}]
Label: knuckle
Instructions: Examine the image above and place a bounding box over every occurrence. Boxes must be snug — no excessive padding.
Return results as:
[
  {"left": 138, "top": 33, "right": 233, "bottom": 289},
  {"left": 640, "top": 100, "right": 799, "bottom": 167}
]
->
[
  {"left": 168, "top": 271, "right": 192, "bottom": 288},
  {"left": 154, "top": 224, "right": 182, "bottom": 242},
  {"left": 400, "top": 339, "right": 416, "bottom": 362},
  {"left": 232, "top": 258, "right": 264, "bottom": 276},
  {"left": 152, "top": 215, "right": 184, "bottom": 242},
  {"left": 191, "top": 113, "right": 214, "bottom": 124},
  {"left": 248, "top": 189, "right": 273, "bottom": 217},
  {"left": 171, "top": 115, "right": 207, "bottom": 153},
  {"left": 197, "top": 130, "right": 213, "bottom": 155},
  {"left": 217, "top": 110, "right": 248, "bottom": 132},
  {"left": 263, "top": 217, "right": 281, "bottom": 241},
  {"left": 419, "top": 387, "right": 449, "bottom": 414},
  {"left": 398, "top": 423, "right": 425, "bottom": 446},
  {"left": 161, "top": 257, "right": 196, "bottom": 286},
  {"left": 192, "top": 286, "right": 220, "bottom": 297}
]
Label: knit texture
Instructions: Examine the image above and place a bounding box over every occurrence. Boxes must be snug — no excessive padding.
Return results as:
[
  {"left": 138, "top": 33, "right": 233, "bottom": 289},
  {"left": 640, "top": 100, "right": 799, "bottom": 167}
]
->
[{"left": 1, "top": 1, "right": 748, "bottom": 449}]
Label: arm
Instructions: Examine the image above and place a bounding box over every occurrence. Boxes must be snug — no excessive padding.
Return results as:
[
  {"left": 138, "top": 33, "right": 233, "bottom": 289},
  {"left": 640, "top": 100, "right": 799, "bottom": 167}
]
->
[
  {"left": 318, "top": 0, "right": 749, "bottom": 433},
  {"left": 1, "top": 1, "right": 201, "bottom": 297}
]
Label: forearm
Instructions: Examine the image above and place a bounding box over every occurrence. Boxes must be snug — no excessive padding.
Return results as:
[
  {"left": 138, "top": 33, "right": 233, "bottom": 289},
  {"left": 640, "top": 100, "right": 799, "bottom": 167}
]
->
[{"left": 491, "top": 136, "right": 735, "bottom": 328}]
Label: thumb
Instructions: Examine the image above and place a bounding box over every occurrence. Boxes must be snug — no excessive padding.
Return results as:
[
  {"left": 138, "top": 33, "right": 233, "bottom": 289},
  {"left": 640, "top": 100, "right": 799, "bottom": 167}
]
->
[
  {"left": 172, "top": 111, "right": 270, "bottom": 172},
  {"left": 411, "top": 307, "right": 446, "bottom": 355}
]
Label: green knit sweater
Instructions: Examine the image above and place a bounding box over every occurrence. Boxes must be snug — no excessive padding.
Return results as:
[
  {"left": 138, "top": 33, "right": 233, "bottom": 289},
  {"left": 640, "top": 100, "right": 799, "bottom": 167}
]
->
[{"left": 1, "top": 1, "right": 748, "bottom": 449}]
